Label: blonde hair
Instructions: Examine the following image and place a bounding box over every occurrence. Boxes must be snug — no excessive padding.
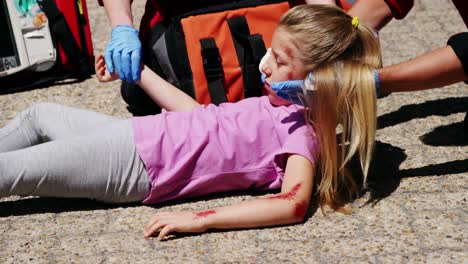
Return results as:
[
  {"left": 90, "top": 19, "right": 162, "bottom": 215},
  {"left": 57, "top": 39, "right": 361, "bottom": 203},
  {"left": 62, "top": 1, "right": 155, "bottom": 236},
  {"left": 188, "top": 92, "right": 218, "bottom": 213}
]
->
[{"left": 279, "top": 5, "right": 382, "bottom": 210}]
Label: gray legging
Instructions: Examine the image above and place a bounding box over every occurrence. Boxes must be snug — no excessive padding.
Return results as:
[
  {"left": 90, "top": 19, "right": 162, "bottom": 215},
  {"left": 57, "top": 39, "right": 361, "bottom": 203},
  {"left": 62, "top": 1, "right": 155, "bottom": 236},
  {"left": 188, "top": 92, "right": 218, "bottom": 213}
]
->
[{"left": 0, "top": 103, "right": 150, "bottom": 203}]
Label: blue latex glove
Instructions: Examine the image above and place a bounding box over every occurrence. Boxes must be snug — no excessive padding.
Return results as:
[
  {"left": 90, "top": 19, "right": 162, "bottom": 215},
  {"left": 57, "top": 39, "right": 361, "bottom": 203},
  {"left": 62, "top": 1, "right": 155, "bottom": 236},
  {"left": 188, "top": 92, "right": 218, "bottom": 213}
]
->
[
  {"left": 373, "top": 69, "right": 381, "bottom": 97},
  {"left": 105, "top": 25, "right": 142, "bottom": 83},
  {"left": 261, "top": 73, "right": 309, "bottom": 105},
  {"left": 262, "top": 70, "right": 382, "bottom": 104}
]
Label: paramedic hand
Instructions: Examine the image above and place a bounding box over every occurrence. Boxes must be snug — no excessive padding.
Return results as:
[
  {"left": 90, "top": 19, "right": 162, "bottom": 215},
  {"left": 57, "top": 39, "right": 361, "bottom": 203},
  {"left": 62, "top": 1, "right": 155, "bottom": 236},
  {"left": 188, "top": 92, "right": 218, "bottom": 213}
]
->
[
  {"left": 105, "top": 25, "right": 142, "bottom": 83},
  {"left": 259, "top": 48, "right": 312, "bottom": 105},
  {"left": 373, "top": 69, "right": 382, "bottom": 97},
  {"left": 95, "top": 54, "right": 118, "bottom": 82},
  {"left": 261, "top": 73, "right": 313, "bottom": 105},
  {"left": 263, "top": 70, "right": 382, "bottom": 104}
]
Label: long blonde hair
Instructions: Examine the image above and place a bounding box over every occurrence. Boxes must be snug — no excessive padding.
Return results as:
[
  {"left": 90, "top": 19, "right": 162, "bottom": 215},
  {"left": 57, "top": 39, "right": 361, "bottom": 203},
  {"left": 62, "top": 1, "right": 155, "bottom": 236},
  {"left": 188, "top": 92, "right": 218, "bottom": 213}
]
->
[{"left": 279, "top": 5, "right": 382, "bottom": 210}]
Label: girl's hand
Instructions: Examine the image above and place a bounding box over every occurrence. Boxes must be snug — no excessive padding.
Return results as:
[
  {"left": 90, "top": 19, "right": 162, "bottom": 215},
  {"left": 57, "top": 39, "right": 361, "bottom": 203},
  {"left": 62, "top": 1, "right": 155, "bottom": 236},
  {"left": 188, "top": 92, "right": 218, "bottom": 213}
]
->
[
  {"left": 95, "top": 54, "right": 118, "bottom": 82},
  {"left": 144, "top": 211, "right": 211, "bottom": 240}
]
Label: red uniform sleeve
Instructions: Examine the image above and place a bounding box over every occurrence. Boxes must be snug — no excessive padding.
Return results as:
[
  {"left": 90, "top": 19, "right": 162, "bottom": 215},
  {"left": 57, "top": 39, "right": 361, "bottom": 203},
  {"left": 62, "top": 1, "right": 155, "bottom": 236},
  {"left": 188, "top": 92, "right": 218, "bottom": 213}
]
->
[{"left": 384, "top": 0, "right": 414, "bottom": 19}]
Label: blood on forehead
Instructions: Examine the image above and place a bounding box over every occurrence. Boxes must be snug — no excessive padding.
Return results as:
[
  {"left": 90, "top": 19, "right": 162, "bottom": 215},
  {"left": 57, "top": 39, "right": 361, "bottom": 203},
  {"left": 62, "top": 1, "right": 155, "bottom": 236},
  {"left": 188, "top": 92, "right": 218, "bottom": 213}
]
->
[
  {"left": 283, "top": 46, "right": 294, "bottom": 59},
  {"left": 276, "top": 44, "right": 299, "bottom": 80},
  {"left": 272, "top": 29, "right": 296, "bottom": 59}
]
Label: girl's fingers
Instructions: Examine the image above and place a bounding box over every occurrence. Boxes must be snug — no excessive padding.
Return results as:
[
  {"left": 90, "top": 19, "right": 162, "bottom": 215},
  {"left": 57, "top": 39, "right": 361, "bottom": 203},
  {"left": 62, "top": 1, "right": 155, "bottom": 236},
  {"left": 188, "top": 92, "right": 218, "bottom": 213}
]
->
[
  {"left": 96, "top": 56, "right": 104, "bottom": 66},
  {"left": 145, "top": 221, "right": 166, "bottom": 238},
  {"left": 157, "top": 224, "right": 175, "bottom": 241},
  {"left": 144, "top": 216, "right": 160, "bottom": 233},
  {"left": 96, "top": 72, "right": 103, "bottom": 81},
  {"left": 97, "top": 69, "right": 107, "bottom": 81},
  {"left": 96, "top": 54, "right": 119, "bottom": 82},
  {"left": 95, "top": 55, "right": 106, "bottom": 70},
  {"left": 96, "top": 60, "right": 104, "bottom": 72},
  {"left": 96, "top": 58, "right": 104, "bottom": 67},
  {"left": 144, "top": 211, "right": 172, "bottom": 230},
  {"left": 144, "top": 215, "right": 168, "bottom": 237}
]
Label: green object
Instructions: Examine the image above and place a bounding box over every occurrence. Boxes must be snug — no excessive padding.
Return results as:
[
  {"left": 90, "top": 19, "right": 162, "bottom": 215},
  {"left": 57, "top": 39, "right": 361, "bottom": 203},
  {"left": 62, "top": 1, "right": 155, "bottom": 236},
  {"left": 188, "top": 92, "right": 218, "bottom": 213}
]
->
[{"left": 14, "top": 0, "right": 37, "bottom": 16}]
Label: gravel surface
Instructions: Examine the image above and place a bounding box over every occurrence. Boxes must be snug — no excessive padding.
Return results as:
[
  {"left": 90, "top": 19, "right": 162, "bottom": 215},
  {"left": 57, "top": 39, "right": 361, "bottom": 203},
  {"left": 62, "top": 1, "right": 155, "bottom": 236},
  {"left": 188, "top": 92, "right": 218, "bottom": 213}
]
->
[{"left": 1, "top": 0, "right": 467, "bottom": 263}]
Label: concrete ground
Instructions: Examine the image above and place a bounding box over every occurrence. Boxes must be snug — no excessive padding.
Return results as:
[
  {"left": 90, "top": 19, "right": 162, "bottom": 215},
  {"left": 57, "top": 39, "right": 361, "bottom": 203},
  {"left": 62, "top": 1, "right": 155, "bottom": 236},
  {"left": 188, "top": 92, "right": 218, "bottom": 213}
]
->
[{"left": 0, "top": 0, "right": 467, "bottom": 263}]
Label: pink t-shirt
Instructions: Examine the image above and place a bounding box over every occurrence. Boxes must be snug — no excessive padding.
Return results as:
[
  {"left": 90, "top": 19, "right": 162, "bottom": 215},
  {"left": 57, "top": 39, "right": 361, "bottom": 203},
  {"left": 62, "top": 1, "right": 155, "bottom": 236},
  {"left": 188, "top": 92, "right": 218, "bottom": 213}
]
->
[{"left": 132, "top": 96, "right": 318, "bottom": 204}]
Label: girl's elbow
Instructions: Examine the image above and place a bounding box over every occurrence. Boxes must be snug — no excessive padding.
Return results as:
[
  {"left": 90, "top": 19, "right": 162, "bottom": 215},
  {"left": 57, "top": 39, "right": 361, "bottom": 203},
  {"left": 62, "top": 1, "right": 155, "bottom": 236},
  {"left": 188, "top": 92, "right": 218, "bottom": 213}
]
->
[{"left": 291, "top": 200, "right": 308, "bottom": 222}]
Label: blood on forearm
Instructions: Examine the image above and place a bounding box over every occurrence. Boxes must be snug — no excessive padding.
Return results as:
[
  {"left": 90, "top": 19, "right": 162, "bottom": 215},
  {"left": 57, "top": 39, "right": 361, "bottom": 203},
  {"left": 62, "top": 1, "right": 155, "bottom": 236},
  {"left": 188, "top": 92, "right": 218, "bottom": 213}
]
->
[
  {"left": 193, "top": 209, "right": 217, "bottom": 219},
  {"left": 265, "top": 183, "right": 309, "bottom": 219}
]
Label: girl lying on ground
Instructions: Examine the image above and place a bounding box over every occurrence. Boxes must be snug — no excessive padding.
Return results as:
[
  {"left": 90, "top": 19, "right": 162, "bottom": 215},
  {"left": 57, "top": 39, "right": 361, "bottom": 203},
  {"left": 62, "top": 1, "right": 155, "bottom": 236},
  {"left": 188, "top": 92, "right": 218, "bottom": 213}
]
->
[{"left": 0, "top": 5, "right": 381, "bottom": 240}]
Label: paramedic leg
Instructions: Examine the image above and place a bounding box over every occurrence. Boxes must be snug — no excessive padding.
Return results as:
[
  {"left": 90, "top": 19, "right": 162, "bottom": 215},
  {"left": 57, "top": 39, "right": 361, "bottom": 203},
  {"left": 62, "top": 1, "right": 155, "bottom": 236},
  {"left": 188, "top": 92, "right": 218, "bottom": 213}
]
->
[
  {"left": 0, "top": 103, "right": 120, "bottom": 152},
  {"left": 0, "top": 120, "right": 149, "bottom": 203}
]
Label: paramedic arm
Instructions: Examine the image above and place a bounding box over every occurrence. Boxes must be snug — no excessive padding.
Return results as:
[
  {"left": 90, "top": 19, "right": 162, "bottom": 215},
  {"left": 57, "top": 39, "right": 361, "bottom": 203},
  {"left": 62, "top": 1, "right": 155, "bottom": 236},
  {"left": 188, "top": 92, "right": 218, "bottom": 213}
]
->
[
  {"left": 102, "top": 0, "right": 142, "bottom": 83},
  {"left": 144, "top": 154, "right": 314, "bottom": 240},
  {"left": 377, "top": 46, "right": 467, "bottom": 94},
  {"left": 137, "top": 65, "right": 200, "bottom": 112},
  {"left": 102, "top": 0, "right": 133, "bottom": 26}
]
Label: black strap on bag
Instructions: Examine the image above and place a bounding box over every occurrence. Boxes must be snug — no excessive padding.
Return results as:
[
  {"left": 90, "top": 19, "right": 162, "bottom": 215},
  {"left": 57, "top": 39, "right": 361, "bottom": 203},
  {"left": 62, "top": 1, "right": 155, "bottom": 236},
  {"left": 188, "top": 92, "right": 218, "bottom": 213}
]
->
[
  {"left": 166, "top": 22, "right": 197, "bottom": 99},
  {"left": 73, "top": 0, "right": 92, "bottom": 76},
  {"left": 37, "top": 0, "right": 89, "bottom": 78},
  {"left": 227, "top": 16, "right": 266, "bottom": 98},
  {"left": 248, "top": 34, "right": 268, "bottom": 66},
  {"left": 200, "top": 38, "right": 227, "bottom": 105}
]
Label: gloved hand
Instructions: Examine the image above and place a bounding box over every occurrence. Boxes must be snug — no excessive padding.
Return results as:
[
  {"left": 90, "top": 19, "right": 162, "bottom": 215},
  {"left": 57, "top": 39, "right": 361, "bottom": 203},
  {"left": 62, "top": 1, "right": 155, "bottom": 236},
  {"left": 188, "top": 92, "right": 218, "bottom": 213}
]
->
[
  {"left": 258, "top": 49, "right": 382, "bottom": 104},
  {"left": 105, "top": 25, "right": 142, "bottom": 83},
  {"left": 373, "top": 69, "right": 382, "bottom": 97},
  {"left": 261, "top": 73, "right": 315, "bottom": 105},
  {"left": 262, "top": 69, "right": 382, "bottom": 104},
  {"left": 259, "top": 49, "right": 311, "bottom": 105}
]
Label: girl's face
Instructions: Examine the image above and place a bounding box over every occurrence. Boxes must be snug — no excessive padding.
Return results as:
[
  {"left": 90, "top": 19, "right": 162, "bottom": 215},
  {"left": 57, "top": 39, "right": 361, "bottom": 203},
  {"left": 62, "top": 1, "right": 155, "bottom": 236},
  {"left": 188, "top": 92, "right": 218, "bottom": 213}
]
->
[{"left": 260, "top": 27, "right": 307, "bottom": 106}]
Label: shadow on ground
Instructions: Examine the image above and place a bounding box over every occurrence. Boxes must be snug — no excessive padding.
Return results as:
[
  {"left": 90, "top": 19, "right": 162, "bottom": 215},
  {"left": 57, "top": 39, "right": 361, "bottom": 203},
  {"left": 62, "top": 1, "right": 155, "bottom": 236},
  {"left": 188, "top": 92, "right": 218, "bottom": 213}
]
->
[
  {"left": 378, "top": 96, "right": 468, "bottom": 146},
  {"left": 378, "top": 96, "right": 468, "bottom": 130},
  {"left": 365, "top": 141, "right": 468, "bottom": 204},
  {"left": 400, "top": 159, "right": 468, "bottom": 177},
  {"left": 365, "top": 141, "right": 406, "bottom": 202},
  {"left": 420, "top": 120, "right": 468, "bottom": 146},
  {"left": 0, "top": 197, "right": 139, "bottom": 217}
]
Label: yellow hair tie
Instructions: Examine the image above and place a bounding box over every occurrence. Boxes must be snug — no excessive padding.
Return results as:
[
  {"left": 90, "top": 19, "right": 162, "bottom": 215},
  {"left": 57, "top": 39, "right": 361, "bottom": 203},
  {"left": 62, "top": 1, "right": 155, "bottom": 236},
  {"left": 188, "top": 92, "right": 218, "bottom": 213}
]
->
[{"left": 351, "top": 17, "right": 359, "bottom": 28}]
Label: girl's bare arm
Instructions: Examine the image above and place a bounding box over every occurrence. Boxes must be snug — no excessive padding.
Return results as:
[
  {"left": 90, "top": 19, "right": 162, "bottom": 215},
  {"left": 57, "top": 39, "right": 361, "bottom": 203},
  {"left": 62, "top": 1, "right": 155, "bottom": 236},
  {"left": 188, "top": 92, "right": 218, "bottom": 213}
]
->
[
  {"left": 137, "top": 65, "right": 200, "bottom": 112},
  {"left": 95, "top": 54, "right": 200, "bottom": 112},
  {"left": 144, "top": 154, "right": 314, "bottom": 240}
]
